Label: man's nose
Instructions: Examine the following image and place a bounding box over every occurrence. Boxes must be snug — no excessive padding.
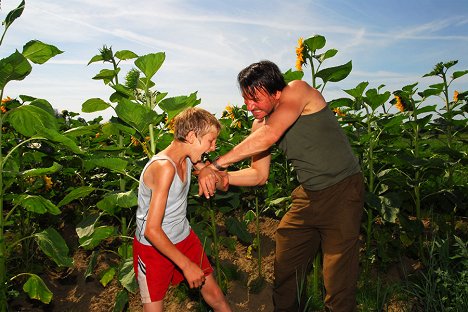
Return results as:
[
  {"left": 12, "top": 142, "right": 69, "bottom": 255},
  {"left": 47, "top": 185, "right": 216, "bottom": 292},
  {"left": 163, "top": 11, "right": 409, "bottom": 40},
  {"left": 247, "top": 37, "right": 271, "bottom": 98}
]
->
[{"left": 245, "top": 100, "right": 255, "bottom": 111}]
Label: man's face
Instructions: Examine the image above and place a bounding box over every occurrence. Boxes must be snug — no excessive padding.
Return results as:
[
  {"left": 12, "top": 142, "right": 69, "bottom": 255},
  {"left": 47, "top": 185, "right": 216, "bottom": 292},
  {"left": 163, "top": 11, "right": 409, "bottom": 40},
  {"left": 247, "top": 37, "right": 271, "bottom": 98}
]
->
[{"left": 242, "top": 88, "right": 278, "bottom": 120}]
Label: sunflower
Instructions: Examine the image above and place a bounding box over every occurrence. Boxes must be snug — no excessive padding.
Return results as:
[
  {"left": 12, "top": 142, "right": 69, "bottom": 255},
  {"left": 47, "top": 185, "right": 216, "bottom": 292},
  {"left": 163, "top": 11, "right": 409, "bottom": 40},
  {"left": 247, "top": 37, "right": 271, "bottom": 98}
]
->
[
  {"left": 295, "top": 37, "right": 305, "bottom": 71},
  {"left": 453, "top": 90, "right": 459, "bottom": 102},
  {"left": 394, "top": 95, "right": 405, "bottom": 112}
]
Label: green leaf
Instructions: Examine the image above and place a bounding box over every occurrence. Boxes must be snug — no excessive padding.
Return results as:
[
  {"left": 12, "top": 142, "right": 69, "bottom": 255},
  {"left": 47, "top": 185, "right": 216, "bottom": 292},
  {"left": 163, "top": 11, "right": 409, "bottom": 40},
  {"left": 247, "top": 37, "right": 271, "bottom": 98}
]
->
[
  {"left": 244, "top": 210, "right": 256, "bottom": 223},
  {"left": 79, "top": 225, "right": 115, "bottom": 249},
  {"left": 365, "top": 89, "right": 391, "bottom": 111},
  {"left": 87, "top": 54, "right": 104, "bottom": 65},
  {"left": 101, "top": 121, "right": 136, "bottom": 136},
  {"left": 115, "top": 50, "right": 138, "bottom": 60},
  {"left": 119, "top": 258, "right": 138, "bottom": 293},
  {"left": 318, "top": 49, "right": 338, "bottom": 63},
  {"left": 113, "top": 290, "right": 129, "bottom": 312},
  {"left": 85, "top": 157, "right": 128, "bottom": 171},
  {"left": 134, "top": 52, "right": 165, "bottom": 81},
  {"left": 63, "top": 124, "right": 100, "bottom": 137},
  {"left": 22, "top": 40, "right": 63, "bottom": 64},
  {"left": 76, "top": 214, "right": 100, "bottom": 239},
  {"left": 0, "top": 50, "right": 32, "bottom": 89},
  {"left": 14, "top": 195, "right": 61, "bottom": 215},
  {"left": 344, "top": 81, "right": 369, "bottom": 99},
  {"left": 22, "top": 162, "right": 62, "bottom": 178},
  {"left": 100, "top": 267, "right": 116, "bottom": 287},
  {"left": 85, "top": 251, "right": 98, "bottom": 279},
  {"left": 304, "top": 35, "right": 326, "bottom": 52},
  {"left": 58, "top": 186, "right": 96, "bottom": 207},
  {"left": 96, "top": 190, "right": 138, "bottom": 215},
  {"left": 226, "top": 217, "right": 252, "bottom": 244},
  {"left": 115, "top": 98, "right": 161, "bottom": 135},
  {"left": 30, "top": 98, "right": 55, "bottom": 115},
  {"left": 3, "top": 0, "right": 25, "bottom": 29},
  {"left": 35, "top": 228, "right": 73, "bottom": 267},
  {"left": 452, "top": 70, "right": 468, "bottom": 80},
  {"left": 6, "top": 104, "right": 58, "bottom": 137},
  {"left": 92, "top": 68, "right": 120, "bottom": 84},
  {"left": 36, "top": 127, "right": 84, "bottom": 154},
  {"left": 316, "top": 61, "right": 352, "bottom": 83},
  {"left": 23, "top": 274, "right": 53, "bottom": 304},
  {"left": 82, "top": 98, "right": 111, "bottom": 113},
  {"left": 159, "top": 92, "right": 200, "bottom": 121},
  {"left": 282, "top": 69, "right": 304, "bottom": 84},
  {"left": 328, "top": 97, "right": 354, "bottom": 109}
]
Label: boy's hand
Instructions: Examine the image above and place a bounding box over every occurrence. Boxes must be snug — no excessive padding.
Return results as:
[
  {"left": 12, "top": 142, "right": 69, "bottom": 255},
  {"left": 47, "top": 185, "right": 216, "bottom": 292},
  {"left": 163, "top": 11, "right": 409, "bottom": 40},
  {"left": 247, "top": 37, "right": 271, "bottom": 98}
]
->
[
  {"left": 182, "top": 261, "right": 206, "bottom": 288},
  {"left": 197, "top": 165, "right": 219, "bottom": 198}
]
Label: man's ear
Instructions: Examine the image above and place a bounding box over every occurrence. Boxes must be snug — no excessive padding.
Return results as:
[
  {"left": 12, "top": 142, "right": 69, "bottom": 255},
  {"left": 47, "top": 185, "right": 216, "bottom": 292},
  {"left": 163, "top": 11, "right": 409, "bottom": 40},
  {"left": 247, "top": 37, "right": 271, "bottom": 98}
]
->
[{"left": 186, "top": 130, "right": 197, "bottom": 144}]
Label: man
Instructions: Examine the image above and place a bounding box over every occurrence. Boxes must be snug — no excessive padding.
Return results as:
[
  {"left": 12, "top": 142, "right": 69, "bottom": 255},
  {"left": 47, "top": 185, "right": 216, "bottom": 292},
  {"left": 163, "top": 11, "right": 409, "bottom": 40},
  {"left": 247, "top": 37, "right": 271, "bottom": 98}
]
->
[{"left": 199, "top": 60, "right": 364, "bottom": 312}]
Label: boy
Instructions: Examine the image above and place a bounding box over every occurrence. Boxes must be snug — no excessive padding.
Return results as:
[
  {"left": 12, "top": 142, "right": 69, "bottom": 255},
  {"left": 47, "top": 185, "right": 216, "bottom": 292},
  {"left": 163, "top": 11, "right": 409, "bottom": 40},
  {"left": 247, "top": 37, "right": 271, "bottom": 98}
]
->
[{"left": 133, "top": 107, "right": 231, "bottom": 312}]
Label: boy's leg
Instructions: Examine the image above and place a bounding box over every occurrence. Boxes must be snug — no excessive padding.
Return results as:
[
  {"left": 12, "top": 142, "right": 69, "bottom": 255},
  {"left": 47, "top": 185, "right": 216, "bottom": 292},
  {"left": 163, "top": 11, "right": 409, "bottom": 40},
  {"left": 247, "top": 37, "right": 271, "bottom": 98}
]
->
[
  {"left": 200, "top": 274, "right": 232, "bottom": 312},
  {"left": 273, "top": 185, "right": 321, "bottom": 312},
  {"left": 142, "top": 301, "right": 163, "bottom": 312},
  {"left": 319, "top": 173, "right": 364, "bottom": 312}
]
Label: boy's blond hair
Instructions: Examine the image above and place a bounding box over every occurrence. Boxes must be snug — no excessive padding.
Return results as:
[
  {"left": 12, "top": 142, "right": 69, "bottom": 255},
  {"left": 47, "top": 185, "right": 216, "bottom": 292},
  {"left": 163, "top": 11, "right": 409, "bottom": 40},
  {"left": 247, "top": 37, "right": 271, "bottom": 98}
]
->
[{"left": 173, "top": 107, "right": 221, "bottom": 142}]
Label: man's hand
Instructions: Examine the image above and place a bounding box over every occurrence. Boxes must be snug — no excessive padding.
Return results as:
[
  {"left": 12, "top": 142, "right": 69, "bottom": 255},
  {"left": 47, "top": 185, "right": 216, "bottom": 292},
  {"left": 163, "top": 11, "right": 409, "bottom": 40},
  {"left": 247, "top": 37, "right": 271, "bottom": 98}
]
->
[{"left": 197, "top": 165, "right": 223, "bottom": 198}]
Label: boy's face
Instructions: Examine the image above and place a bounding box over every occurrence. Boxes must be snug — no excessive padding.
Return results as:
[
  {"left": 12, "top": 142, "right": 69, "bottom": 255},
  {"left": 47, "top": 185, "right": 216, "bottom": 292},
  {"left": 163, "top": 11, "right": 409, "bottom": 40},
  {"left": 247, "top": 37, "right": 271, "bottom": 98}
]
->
[{"left": 190, "top": 126, "right": 219, "bottom": 163}]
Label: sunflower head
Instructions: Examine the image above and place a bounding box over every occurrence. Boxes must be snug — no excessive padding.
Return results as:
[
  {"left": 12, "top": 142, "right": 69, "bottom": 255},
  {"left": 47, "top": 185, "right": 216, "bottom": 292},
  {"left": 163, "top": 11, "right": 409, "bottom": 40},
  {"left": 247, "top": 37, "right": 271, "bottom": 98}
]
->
[{"left": 295, "top": 37, "right": 305, "bottom": 71}]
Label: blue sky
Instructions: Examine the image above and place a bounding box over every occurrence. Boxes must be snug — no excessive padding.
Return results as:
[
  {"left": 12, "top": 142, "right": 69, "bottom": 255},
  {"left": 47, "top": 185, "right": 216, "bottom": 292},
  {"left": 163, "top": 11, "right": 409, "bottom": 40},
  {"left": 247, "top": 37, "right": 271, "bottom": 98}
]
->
[{"left": 2, "top": 0, "right": 468, "bottom": 121}]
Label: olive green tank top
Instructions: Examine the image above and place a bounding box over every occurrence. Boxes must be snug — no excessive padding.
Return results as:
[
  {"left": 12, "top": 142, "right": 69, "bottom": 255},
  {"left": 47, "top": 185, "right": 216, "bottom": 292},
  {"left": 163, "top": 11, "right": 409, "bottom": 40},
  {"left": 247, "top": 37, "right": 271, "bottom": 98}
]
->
[{"left": 278, "top": 105, "right": 361, "bottom": 191}]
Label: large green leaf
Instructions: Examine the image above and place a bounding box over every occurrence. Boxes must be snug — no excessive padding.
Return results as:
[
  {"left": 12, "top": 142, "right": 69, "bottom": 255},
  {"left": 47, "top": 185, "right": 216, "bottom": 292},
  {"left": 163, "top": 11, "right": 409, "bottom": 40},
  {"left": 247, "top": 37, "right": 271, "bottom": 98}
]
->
[
  {"left": 96, "top": 190, "right": 138, "bottom": 215},
  {"left": 58, "top": 186, "right": 96, "bottom": 207},
  {"left": 36, "top": 127, "right": 84, "bottom": 154},
  {"left": 115, "top": 98, "right": 161, "bottom": 135},
  {"left": 0, "top": 50, "right": 32, "bottom": 89},
  {"left": 282, "top": 69, "right": 304, "bottom": 84},
  {"left": 21, "top": 162, "right": 62, "bottom": 178},
  {"left": 23, "top": 274, "right": 53, "bottom": 304},
  {"left": 115, "top": 50, "right": 138, "bottom": 61},
  {"left": 100, "top": 267, "right": 116, "bottom": 287},
  {"left": 134, "top": 52, "right": 165, "bottom": 82},
  {"left": 14, "top": 195, "right": 61, "bottom": 215},
  {"left": 225, "top": 217, "right": 252, "bottom": 244},
  {"left": 119, "top": 257, "right": 138, "bottom": 293},
  {"left": 29, "top": 98, "right": 55, "bottom": 115},
  {"left": 101, "top": 121, "right": 136, "bottom": 137},
  {"left": 344, "top": 81, "right": 369, "bottom": 99},
  {"left": 365, "top": 89, "right": 391, "bottom": 111},
  {"left": 3, "top": 0, "right": 25, "bottom": 29},
  {"left": 76, "top": 214, "right": 100, "bottom": 239},
  {"left": 304, "top": 35, "right": 326, "bottom": 53},
  {"left": 92, "top": 68, "right": 120, "bottom": 84},
  {"left": 159, "top": 92, "right": 200, "bottom": 121},
  {"left": 85, "top": 157, "right": 128, "bottom": 171},
  {"left": 452, "top": 69, "right": 468, "bottom": 80},
  {"left": 22, "top": 40, "right": 63, "bottom": 64},
  {"left": 316, "top": 61, "right": 352, "bottom": 83},
  {"left": 35, "top": 228, "right": 73, "bottom": 267},
  {"left": 6, "top": 104, "right": 58, "bottom": 136},
  {"left": 114, "top": 290, "right": 130, "bottom": 312},
  {"left": 79, "top": 225, "right": 115, "bottom": 249},
  {"left": 63, "top": 124, "right": 100, "bottom": 137},
  {"left": 82, "top": 98, "right": 111, "bottom": 113}
]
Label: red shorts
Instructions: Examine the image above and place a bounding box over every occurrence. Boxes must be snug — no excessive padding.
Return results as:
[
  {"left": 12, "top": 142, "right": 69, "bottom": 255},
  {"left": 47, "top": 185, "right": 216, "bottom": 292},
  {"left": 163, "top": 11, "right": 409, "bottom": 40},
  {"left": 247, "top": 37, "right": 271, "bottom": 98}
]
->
[{"left": 133, "top": 229, "right": 213, "bottom": 303}]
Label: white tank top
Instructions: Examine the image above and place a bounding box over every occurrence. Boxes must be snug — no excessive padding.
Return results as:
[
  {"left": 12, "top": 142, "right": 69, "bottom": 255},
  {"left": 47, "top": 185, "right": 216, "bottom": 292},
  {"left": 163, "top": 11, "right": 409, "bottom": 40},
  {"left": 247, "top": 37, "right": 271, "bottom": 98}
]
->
[{"left": 135, "top": 155, "right": 192, "bottom": 245}]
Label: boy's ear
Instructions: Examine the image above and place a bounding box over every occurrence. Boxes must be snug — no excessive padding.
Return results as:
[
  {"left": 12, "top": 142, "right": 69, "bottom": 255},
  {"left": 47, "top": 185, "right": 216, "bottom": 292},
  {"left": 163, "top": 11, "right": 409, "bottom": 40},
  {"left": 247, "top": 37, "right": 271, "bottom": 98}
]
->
[{"left": 186, "top": 130, "right": 197, "bottom": 144}]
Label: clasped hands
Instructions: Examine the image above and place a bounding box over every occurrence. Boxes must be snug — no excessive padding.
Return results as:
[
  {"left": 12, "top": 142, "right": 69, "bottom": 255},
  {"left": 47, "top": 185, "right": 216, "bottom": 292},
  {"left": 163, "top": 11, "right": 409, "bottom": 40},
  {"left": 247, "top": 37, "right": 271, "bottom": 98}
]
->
[{"left": 196, "top": 163, "right": 229, "bottom": 199}]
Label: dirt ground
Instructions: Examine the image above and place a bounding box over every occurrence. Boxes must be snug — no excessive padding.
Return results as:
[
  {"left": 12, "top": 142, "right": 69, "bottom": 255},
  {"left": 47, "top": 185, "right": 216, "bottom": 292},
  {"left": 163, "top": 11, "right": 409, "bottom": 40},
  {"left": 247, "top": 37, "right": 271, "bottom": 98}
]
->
[{"left": 8, "top": 217, "right": 279, "bottom": 312}]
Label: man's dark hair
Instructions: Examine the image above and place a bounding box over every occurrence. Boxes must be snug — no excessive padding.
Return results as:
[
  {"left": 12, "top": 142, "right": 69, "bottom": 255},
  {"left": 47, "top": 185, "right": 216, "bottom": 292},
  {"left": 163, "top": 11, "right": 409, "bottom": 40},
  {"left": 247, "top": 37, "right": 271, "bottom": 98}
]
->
[{"left": 237, "top": 60, "right": 287, "bottom": 100}]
